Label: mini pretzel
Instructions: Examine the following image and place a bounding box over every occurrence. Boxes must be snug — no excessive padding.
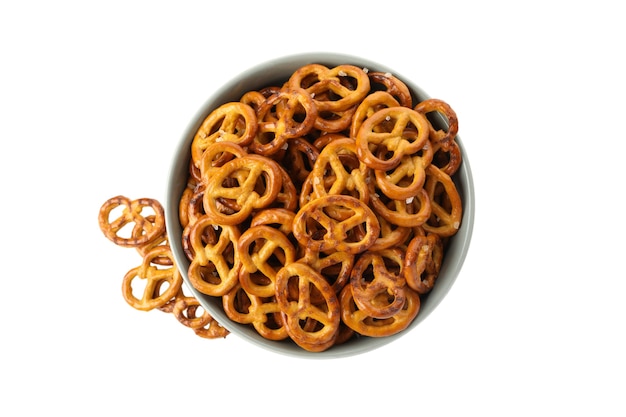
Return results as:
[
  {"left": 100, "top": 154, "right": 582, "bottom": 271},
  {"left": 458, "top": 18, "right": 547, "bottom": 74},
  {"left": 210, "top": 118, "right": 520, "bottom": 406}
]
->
[
  {"left": 222, "top": 284, "right": 288, "bottom": 341},
  {"left": 186, "top": 216, "right": 241, "bottom": 296},
  {"left": 368, "top": 71, "right": 413, "bottom": 108},
  {"left": 422, "top": 165, "right": 463, "bottom": 237},
  {"left": 414, "top": 98, "right": 458, "bottom": 151},
  {"left": 340, "top": 284, "right": 420, "bottom": 338},
  {"left": 349, "top": 248, "right": 406, "bottom": 319},
  {"left": 298, "top": 247, "right": 354, "bottom": 303},
  {"left": 350, "top": 90, "right": 401, "bottom": 138},
  {"left": 237, "top": 225, "right": 296, "bottom": 298},
  {"left": 121, "top": 245, "right": 183, "bottom": 311},
  {"left": 191, "top": 101, "right": 258, "bottom": 166},
  {"left": 367, "top": 214, "right": 412, "bottom": 252},
  {"left": 373, "top": 141, "right": 433, "bottom": 201},
  {"left": 293, "top": 195, "right": 380, "bottom": 255},
  {"left": 251, "top": 87, "right": 318, "bottom": 156},
  {"left": 99, "top": 196, "right": 166, "bottom": 248},
  {"left": 203, "top": 154, "right": 283, "bottom": 225},
  {"left": 172, "top": 294, "right": 214, "bottom": 329},
  {"left": 369, "top": 182, "right": 432, "bottom": 228},
  {"left": 275, "top": 262, "right": 341, "bottom": 351},
  {"left": 198, "top": 141, "right": 247, "bottom": 182},
  {"left": 431, "top": 137, "right": 462, "bottom": 176},
  {"left": 287, "top": 64, "right": 371, "bottom": 112},
  {"left": 356, "top": 106, "right": 430, "bottom": 170},
  {"left": 403, "top": 233, "right": 444, "bottom": 294},
  {"left": 303, "top": 137, "right": 369, "bottom": 204}
]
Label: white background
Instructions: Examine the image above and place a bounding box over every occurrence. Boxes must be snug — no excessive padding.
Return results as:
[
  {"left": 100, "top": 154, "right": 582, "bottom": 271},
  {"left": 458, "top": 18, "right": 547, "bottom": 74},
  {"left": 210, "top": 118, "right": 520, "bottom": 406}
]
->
[{"left": 2, "top": 1, "right": 624, "bottom": 415}]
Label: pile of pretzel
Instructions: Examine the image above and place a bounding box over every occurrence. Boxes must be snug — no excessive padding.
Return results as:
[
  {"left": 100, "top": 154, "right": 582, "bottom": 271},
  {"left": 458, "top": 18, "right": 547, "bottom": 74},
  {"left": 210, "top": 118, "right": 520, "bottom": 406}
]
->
[
  {"left": 176, "top": 63, "right": 463, "bottom": 351},
  {"left": 98, "top": 196, "right": 229, "bottom": 339}
]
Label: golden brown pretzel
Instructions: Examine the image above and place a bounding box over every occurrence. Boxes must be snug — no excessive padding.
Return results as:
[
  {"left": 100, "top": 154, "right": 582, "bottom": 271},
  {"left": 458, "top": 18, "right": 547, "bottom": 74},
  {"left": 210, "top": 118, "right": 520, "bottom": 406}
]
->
[
  {"left": 403, "top": 233, "right": 444, "bottom": 294},
  {"left": 198, "top": 141, "right": 247, "bottom": 182},
  {"left": 293, "top": 194, "right": 380, "bottom": 255},
  {"left": 414, "top": 98, "right": 458, "bottom": 151},
  {"left": 302, "top": 137, "right": 369, "bottom": 205},
  {"left": 222, "top": 284, "right": 288, "bottom": 341},
  {"left": 172, "top": 294, "right": 214, "bottom": 329},
  {"left": 349, "top": 248, "right": 406, "bottom": 319},
  {"left": 422, "top": 165, "right": 463, "bottom": 237},
  {"left": 287, "top": 64, "right": 370, "bottom": 112},
  {"left": 373, "top": 140, "right": 433, "bottom": 201},
  {"left": 356, "top": 106, "right": 430, "bottom": 170},
  {"left": 299, "top": 247, "right": 354, "bottom": 303},
  {"left": 350, "top": 91, "right": 401, "bottom": 138},
  {"left": 281, "top": 137, "right": 320, "bottom": 188},
  {"left": 191, "top": 101, "right": 258, "bottom": 166},
  {"left": 203, "top": 154, "right": 283, "bottom": 225},
  {"left": 275, "top": 262, "right": 341, "bottom": 351},
  {"left": 99, "top": 196, "right": 166, "bottom": 248},
  {"left": 237, "top": 225, "right": 296, "bottom": 298},
  {"left": 340, "top": 283, "right": 420, "bottom": 337},
  {"left": 368, "top": 71, "right": 413, "bottom": 108},
  {"left": 369, "top": 179, "right": 432, "bottom": 228},
  {"left": 186, "top": 216, "right": 241, "bottom": 296},
  {"left": 121, "top": 245, "right": 183, "bottom": 311},
  {"left": 251, "top": 87, "right": 318, "bottom": 156}
]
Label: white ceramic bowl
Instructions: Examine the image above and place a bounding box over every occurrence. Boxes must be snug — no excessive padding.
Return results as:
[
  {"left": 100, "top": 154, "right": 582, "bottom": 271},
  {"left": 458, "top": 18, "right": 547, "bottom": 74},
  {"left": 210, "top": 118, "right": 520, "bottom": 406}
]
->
[{"left": 165, "top": 52, "right": 475, "bottom": 358}]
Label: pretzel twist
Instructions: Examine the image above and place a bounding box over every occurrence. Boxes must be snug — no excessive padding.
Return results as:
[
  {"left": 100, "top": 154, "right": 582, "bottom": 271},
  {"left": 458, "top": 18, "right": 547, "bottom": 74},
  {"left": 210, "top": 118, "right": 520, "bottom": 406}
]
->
[
  {"left": 349, "top": 248, "right": 406, "bottom": 319},
  {"left": 275, "top": 262, "right": 341, "bottom": 351},
  {"left": 203, "top": 154, "right": 283, "bottom": 225},
  {"left": 99, "top": 196, "right": 166, "bottom": 248},
  {"left": 187, "top": 216, "right": 241, "bottom": 297},
  {"left": 222, "top": 284, "right": 288, "bottom": 341},
  {"left": 340, "top": 283, "right": 420, "bottom": 337},
  {"left": 191, "top": 102, "right": 258, "bottom": 166},
  {"left": 293, "top": 195, "right": 380, "bottom": 255},
  {"left": 356, "top": 106, "right": 430, "bottom": 170},
  {"left": 121, "top": 245, "right": 183, "bottom": 311}
]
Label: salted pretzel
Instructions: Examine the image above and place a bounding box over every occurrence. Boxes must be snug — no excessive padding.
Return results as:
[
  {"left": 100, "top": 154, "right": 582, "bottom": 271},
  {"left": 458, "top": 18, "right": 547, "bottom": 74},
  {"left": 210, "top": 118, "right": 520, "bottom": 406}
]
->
[
  {"left": 301, "top": 137, "right": 369, "bottom": 205},
  {"left": 414, "top": 98, "right": 459, "bottom": 151},
  {"left": 222, "top": 284, "right": 288, "bottom": 341},
  {"left": 356, "top": 106, "right": 431, "bottom": 170},
  {"left": 368, "top": 71, "right": 413, "bottom": 108},
  {"left": 121, "top": 245, "right": 183, "bottom": 311},
  {"left": 298, "top": 247, "right": 354, "bottom": 303},
  {"left": 349, "top": 248, "right": 407, "bottom": 319},
  {"left": 191, "top": 101, "right": 258, "bottom": 166},
  {"left": 287, "top": 64, "right": 371, "bottom": 112},
  {"left": 293, "top": 194, "right": 380, "bottom": 255},
  {"left": 251, "top": 87, "right": 318, "bottom": 156},
  {"left": 275, "top": 262, "right": 341, "bottom": 351},
  {"left": 403, "top": 233, "right": 444, "bottom": 294},
  {"left": 237, "top": 225, "right": 297, "bottom": 298},
  {"left": 171, "top": 294, "right": 214, "bottom": 329},
  {"left": 369, "top": 182, "right": 432, "bottom": 228},
  {"left": 340, "top": 283, "right": 421, "bottom": 338},
  {"left": 367, "top": 214, "right": 413, "bottom": 252},
  {"left": 282, "top": 137, "right": 320, "bottom": 188},
  {"left": 350, "top": 91, "right": 401, "bottom": 138},
  {"left": 186, "top": 215, "right": 241, "bottom": 297},
  {"left": 422, "top": 164, "right": 463, "bottom": 237},
  {"left": 203, "top": 154, "right": 283, "bottom": 225},
  {"left": 198, "top": 141, "right": 247, "bottom": 182},
  {"left": 373, "top": 140, "right": 433, "bottom": 201},
  {"left": 99, "top": 196, "right": 166, "bottom": 248}
]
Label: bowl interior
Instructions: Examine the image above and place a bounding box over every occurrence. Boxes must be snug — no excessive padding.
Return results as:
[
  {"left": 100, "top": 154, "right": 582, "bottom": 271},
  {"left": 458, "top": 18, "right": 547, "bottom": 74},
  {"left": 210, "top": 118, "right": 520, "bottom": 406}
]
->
[{"left": 165, "top": 52, "right": 475, "bottom": 358}]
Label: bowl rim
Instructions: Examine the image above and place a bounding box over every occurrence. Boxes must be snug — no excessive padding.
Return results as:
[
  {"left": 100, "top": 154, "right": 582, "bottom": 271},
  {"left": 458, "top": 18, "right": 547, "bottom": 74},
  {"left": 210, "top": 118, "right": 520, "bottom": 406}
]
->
[{"left": 165, "top": 52, "right": 475, "bottom": 359}]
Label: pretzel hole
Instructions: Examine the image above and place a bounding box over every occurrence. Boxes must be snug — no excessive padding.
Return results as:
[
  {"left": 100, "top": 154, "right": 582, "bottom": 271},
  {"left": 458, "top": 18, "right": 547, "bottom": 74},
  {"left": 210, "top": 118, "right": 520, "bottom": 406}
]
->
[{"left": 195, "top": 263, "right": 222, "bottom": 285}]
